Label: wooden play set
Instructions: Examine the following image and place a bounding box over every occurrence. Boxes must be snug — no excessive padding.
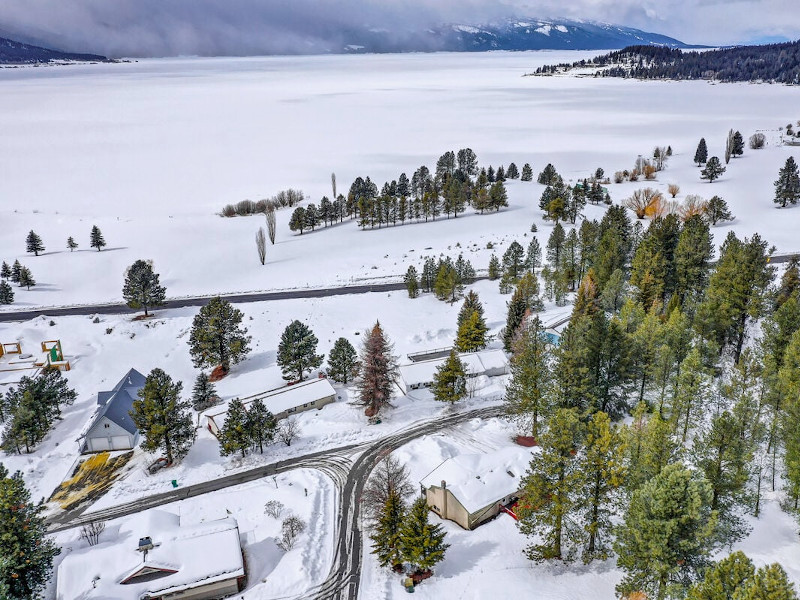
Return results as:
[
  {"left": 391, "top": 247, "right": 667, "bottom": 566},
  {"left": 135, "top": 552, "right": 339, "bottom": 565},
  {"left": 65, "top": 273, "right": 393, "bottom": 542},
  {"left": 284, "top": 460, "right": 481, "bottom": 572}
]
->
[{"left": 0, "top": 340, "right": 71, "bottom": 383}]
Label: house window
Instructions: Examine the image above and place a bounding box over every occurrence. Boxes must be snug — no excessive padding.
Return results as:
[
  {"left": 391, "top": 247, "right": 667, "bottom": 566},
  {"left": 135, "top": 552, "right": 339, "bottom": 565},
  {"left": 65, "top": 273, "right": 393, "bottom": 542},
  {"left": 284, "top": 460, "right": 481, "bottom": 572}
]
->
[
  {"left": 104, "top": 424, "right": 110, "bottom": 429},
  {"left": 288, "top": 407, "right": 296, "bottom": 413},
  {"left": 303, "top": 403, "right": 308, "bottom": 408}
]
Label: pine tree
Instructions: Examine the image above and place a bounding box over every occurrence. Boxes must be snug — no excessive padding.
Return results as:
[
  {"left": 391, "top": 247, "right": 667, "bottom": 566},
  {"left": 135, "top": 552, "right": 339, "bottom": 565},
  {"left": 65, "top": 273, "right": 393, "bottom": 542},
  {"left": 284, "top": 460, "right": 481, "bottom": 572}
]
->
[
  {"left": 433, "top": 261, "right": 462, "bottom": 303},
  {"left": 432, "top": 350, "right": 467, "bottom": 405},
  {"left": 738, "top": 564, "right": 798, "bottom": 600},
  {"left": 692, "top": 411, "right": 753, "bottom": 544},
  {"left": 503, "top": 285, "right": 528, "bottom": 352},
  {"left": 327, "top": 337, "right": 360, "bottom": 384},
  {"left": 370, "top": 489, "right": 406, "bottom": 569},
  {"left": 191, "top": 372, "right": 218, "bottom": 411},
  {"left": 686, "top": 551, "right": 755, "bottom": 600},
  {"left": 516, "top": 271, "right": 544, "bottom": 312},
  {"left": 355, "top": 322, "right": 399, "bottom": 417},
  {"left": 10, "top": 260, "right": 21, "bottom": 284},
  {"left": 775, "top": 257, "right": 800, "bottom": 309},
  {"left": 674, "top": 215, "right": 714, "bottom": 305},
  {"left": 90, "top": 225, "right": 106, "bottom": 251},
  {"left": 671, "top": 347, "right": 713, "bottom": 443},
  {"left": 496, "top": 165, "right": 506, "bottom": 181},
  {"left": 247, "top": 398, "right": 276, "bottom": 454},
  {"left": 218, "top": 398, "right": 250, "bottom": 457},
  {"left": 488, "top": 180, "right": 509, "bottom": 211},
  {"left": 695, "top": 138, "right": 709, "bottom": 166},
  {"left": 538, "top": 163, "right": 559, "bottom": 185},
  {"left": 488, "top": 254, "right": 501, "bottom": 280},
  {"left": 614, "top": 463, "right": 717, "bottom": 600},
  {"left": 456, "top": 291, "right": 484, "bottom": 329},
  {"left": 25, "top": 230, "right": 44, "bottom": 256},
  {"left": 18, "top": 266, "right": 35, "bottom": 290},
  {"left": 701, "top": 156, "right": 726, "bottom": 183},
  {"left": 773, "top": 156, "right": 800, "bottom": 208},
  {"left": 399, "top": 496, "right": 449, "bottom": 574},
  {"left": 122, "top": 259, "right": 167, "bottom": 317},
  {"left": 66, "top": 236, "right": 78, "bottom": 252},
  {"left": 277, "top": 320, "right": 324, "bottom": 382},
  {"left": 188, "top": 297, "right": 251, "bottom": 375},
  {"left": 518, "top": 408, "right": 584, "bottom": 561},
  {"left": 404, "top": 265, "right": 419, "bottom": 298},
  {"left": 507, "top": 162, "right": 520, "bottom": 179},
  {"left": 524, "top": 238, "right": 542, "bottom": 271},
  {"left": 421, "top": 257, "right": 437, "bottom": 291},
  {"left": 696, "top": 232, "right": 774, "bottom": 363},
  {"left": 455, "top": 309, "right": 488, "bottom": 353},
  {"left": 504, "top": 317, "right": 554, "bottom": 440},
  {"left": 579, "top": 411, "right": 626, "bottom": 562},
  {"left": 0, "top": 261, "right": 9, "bottom": 279},
  {"left": 289, "top": 206, "right": 306, "bottom": 233},
  {"left": 521, "top": 163, "right": 533, "bottom": 181},
  {"left": 702, "top": 195, "right": 733, "bottom": 225},
  {"left": 731, "top": 131, "right": 744, "bottom": 157},
  {"left": 546, "top": 223, "right": 566, "bottom": 268},
  {"left": 0, "top": 465, "right": 61, "bottom": 600},
  {"left": 624, "top": 403, "right": 680, "bottom": 492},
  {"left": 0, "top": 281, "right": 13, "bottom": 305},
  {"left": 130, "top": 368, "right": 194, "bottom": 463}
]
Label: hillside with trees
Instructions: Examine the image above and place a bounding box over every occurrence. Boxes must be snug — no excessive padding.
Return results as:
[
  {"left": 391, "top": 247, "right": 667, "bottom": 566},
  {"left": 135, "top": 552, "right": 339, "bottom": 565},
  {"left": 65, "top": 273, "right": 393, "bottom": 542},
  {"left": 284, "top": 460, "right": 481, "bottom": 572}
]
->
[{"left": 532, "top": 41, "right": 800, "bottom": 84}]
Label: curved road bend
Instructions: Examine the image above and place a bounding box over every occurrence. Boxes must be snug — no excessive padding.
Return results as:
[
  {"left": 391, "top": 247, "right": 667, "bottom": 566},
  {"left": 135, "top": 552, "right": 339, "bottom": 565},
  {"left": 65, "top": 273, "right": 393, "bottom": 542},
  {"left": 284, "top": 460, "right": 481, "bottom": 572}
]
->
[{"left": 47, "top": 405, "right": 503, "bottom": 600}]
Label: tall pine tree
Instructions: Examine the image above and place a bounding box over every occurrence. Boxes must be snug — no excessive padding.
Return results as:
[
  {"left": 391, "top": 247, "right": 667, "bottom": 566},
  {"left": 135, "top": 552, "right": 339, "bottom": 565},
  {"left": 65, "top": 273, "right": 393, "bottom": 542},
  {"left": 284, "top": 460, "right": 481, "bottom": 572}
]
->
[
  {"left": 355, "top": 322, "right": 399, "bottom": 417},
  {"left": 277, "top": 320, "right": 324, "bottom": 382}
]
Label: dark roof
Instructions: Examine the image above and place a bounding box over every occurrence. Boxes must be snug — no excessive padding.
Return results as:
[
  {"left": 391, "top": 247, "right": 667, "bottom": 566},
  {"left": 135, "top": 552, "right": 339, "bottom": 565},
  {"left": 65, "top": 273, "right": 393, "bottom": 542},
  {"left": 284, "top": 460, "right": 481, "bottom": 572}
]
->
[{"left": 87, "top": 368, "right": 146, "bottom": 436}]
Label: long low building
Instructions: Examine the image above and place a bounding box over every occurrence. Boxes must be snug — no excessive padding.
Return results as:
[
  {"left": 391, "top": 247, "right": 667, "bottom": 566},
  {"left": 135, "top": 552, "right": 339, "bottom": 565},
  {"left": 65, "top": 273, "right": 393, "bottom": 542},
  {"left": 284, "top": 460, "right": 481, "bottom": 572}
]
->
[
  {"left": 421, "top": 446, "right": 536, "bottom": 530},
  {"left": 397, "top": 349, "right": 508, "bottom": 394},
  {"left": 206, "top": 378, "right": 336, "bottom": 436},
  {"left": 57, "top": 509, "right": 245, "bottom": 600}
]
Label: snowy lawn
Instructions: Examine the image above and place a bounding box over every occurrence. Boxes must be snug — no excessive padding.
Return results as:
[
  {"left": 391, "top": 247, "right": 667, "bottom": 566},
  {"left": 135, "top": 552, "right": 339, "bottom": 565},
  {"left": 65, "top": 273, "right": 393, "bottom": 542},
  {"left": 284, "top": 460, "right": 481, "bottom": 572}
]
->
[
  {"left": 49, "top": 469, "right": 335, "bottom": 599},
  {"left": 1, "top": 52, "right": 800, "bottom": 310}
]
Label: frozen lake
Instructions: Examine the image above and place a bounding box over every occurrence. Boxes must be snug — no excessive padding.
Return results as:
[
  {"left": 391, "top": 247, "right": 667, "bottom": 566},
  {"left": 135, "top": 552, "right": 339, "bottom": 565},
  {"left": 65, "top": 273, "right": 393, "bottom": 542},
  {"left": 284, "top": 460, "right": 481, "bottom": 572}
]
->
[{"left": 1, "top": 51, "right": 799, "bottom": 307}]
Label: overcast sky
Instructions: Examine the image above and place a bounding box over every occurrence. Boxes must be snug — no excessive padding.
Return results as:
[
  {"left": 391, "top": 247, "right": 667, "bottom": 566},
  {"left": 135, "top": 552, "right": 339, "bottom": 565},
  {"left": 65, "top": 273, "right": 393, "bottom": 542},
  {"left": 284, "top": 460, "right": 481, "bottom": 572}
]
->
[{"left": 0, "top": 0, "right": 798, "bottom": 57}]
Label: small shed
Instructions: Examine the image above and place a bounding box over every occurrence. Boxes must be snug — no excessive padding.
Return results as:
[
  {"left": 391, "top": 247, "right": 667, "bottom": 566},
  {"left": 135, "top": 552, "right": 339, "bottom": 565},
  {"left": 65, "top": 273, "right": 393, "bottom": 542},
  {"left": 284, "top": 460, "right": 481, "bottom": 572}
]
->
[
  {"left": 397, "top": 349, "right": 509, "bottom": 394},
  {"left": 206, "top": 378, "right": 336, "bottom": 436},
  {"left": 420, "top": 446, "right": 535, "bottom": 530},
  {"left": 83, "top": 368, "right": 146, "bottom": 453}
]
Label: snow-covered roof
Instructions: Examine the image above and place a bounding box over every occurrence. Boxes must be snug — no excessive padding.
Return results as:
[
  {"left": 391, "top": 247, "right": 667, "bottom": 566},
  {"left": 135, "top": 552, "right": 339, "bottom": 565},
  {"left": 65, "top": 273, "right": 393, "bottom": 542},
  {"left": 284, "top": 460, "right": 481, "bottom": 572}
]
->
[
  {"left": 207, "top": 378, "right": 336, "bottom": 423},
  {"left": 399, "top": 349, "right": 508, "bottom": 388},
  {"left": 57, "top": 508, "right": 244, "bottom": 600},
  {"left": 421, "top": 446, "right": 536, "bottom": 514},
  {"left": 86, "top": 368, "right": 146, "bottom": 436}
]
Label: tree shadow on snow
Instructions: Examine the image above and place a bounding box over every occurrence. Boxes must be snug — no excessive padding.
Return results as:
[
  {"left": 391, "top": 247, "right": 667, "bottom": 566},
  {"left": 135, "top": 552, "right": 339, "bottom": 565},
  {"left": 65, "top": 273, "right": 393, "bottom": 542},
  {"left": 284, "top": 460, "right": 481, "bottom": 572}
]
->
[{"left": 436, "top": 540, "right": 498, "bottom": 578}]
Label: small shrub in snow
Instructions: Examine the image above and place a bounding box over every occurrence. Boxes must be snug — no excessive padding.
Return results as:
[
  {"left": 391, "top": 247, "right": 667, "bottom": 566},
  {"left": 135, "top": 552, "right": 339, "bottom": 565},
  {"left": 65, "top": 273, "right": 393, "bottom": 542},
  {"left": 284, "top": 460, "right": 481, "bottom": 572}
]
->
[
  {"left": 277, "top": 516, "right": 306, "bottom": 551},
  {"left": 80, "top": 521, "right": 105, "bottom": 547},
  {"left": 749, "top": 133, "right": 766, "bottom": 149},
  {"left": 264, "top": 500, "right": 285, "bottom": 519}
]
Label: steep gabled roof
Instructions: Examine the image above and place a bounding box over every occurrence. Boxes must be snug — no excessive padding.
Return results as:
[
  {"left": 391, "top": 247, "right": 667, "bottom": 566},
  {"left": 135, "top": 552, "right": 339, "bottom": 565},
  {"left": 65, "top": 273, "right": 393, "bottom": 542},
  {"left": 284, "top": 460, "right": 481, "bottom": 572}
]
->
[{"left": 87, "top": 368, "right": 146, "bottom": 436}]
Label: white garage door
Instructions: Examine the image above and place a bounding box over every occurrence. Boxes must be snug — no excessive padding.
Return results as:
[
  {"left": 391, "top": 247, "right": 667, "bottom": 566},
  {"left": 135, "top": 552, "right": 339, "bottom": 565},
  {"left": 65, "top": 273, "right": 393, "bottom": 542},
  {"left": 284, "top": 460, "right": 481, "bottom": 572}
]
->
[
  {"left": 111, "top": 435, "right": 131, "bottom": 450},
  {"left": 90, "top": 437, "right": 111, "bottom": 452}
]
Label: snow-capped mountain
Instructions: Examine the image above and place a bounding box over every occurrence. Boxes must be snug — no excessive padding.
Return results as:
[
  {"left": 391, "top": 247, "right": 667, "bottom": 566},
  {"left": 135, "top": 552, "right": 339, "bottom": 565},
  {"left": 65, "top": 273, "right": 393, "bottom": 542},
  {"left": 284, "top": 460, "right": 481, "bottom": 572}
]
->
[{"left": 339, "top": 19, "right": 690, "bottom": 54}]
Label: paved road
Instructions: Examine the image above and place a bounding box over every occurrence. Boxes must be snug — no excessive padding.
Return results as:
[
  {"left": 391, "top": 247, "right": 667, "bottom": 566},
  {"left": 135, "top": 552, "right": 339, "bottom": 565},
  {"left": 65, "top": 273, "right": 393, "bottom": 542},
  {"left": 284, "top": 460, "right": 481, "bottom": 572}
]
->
[
  {"left": 0, "top": 277, "right": 490, "bottom": 323},
  {"left": 48, "top": 405, "right": 502, "bottom": 600}
]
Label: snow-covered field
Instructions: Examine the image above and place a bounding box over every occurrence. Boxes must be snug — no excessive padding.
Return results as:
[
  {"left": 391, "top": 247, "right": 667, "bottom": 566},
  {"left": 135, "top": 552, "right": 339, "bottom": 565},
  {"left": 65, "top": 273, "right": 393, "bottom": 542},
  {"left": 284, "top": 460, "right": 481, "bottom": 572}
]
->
[{"left": 1, "top": 51, "right": 800, "bottom": 310}]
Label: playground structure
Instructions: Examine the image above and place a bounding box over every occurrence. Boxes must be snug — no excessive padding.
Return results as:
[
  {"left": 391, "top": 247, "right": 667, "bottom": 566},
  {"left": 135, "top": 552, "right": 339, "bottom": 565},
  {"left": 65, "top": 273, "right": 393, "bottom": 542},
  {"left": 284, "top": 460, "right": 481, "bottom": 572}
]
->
[{"left": 0, "top": 340, "right": 71, "bottom": 384}]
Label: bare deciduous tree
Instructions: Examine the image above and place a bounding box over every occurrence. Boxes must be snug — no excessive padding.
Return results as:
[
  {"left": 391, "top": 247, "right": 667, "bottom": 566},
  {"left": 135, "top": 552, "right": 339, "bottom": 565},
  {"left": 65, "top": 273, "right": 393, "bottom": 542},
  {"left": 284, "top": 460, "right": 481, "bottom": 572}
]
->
[
  {"left": 265, "top": 207, "right": 277, "bottom": 245},
  {"left": 277, "top": 516, "right": 306, "bottom": 551},
  {"left": 624, "top": 188, "right": 663, "bottom": 219},
  {"left": 277, "top": 418, "right": 300, "bottom": 446},
  {"left": 361, "top": 455, "right": 414, "bottom": 524},
  {"left": 255, "top": 227, "right": 267, "bottom": 265},
  {"left": 331, "top": 172, "right": 337, "bottom": 199},
  {"left": 678, "top": 195, "right": 708, "bottom": 221},
  {"left": 667, "top": 183, "right": 680, "bottom": 198},
  {"left": 80, "top": 521, "right": 106, "bottom": 546},
  {"left": 749, "top": 132, "right": 766, "bottom": 149},
  {"left": 264, "top": 499, "right": 285, "bottom": 519}
]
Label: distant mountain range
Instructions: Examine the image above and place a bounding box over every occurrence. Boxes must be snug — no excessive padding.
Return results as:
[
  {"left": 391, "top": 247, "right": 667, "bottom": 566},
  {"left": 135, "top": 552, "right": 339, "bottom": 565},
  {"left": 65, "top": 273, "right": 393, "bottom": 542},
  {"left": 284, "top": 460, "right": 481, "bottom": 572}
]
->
[
  {"left": 0, "top": 18, "right": 690, "bottom": 63},
  {"left": 339, "top": 19, "right": 691, "bottom": 53},
  {"left": 0, "top": 36, "right": 108, "bottom": 64}
]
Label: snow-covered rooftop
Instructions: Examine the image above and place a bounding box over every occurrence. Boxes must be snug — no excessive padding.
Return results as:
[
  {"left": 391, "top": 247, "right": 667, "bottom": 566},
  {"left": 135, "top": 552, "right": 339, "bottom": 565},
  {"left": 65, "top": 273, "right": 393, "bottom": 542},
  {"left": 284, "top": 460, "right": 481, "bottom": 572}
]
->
[
  {"left": 398, "top": 349, "right": 508, "bottom": 389},
  {"left": 207, "top": 378, "right": 336, "bottom": 424},
  {"left": 57, "top": 509, "right": 243, "bottom": 600},
  {"left": 420, "top": 446, "right": 536, "bottom": 514}
]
